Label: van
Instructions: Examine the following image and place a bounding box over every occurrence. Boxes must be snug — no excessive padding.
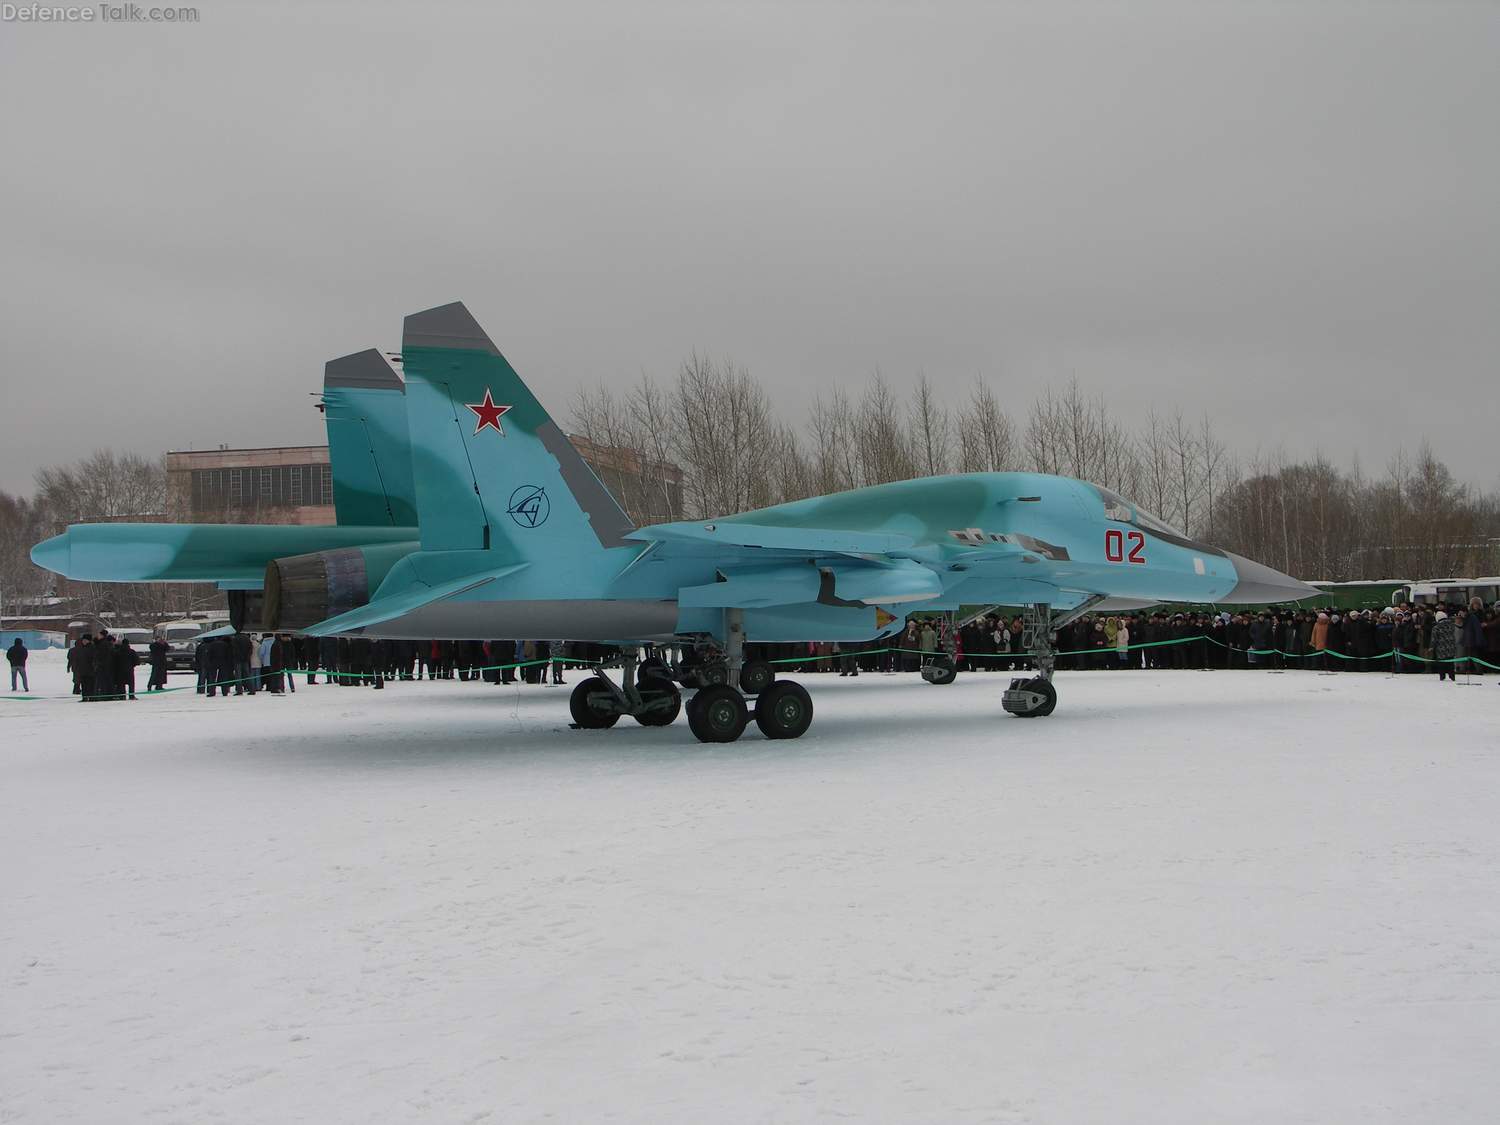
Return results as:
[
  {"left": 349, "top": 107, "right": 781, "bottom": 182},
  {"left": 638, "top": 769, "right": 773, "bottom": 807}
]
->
[{"left": 156, "top": 621, "right": 206, "bottom": 672}]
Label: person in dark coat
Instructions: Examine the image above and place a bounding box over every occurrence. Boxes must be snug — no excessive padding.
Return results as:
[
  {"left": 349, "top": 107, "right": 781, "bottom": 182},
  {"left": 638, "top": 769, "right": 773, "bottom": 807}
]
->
[
  {"left": 90, "top": 632, "right": 118, "bottom": 700},
  {"left": 147, "top": 634, "right": 169, "bottom": 690},
  {"left": 7, "top": 637, "right": 28, "bottom": 693},
  {"left": 68, "top": 635, "right": 92, "bottom": 696},
  {"left": 231, "top": 630, "right": 254, "bottom": 696},
  {"left": 204, "top": 635, "right": 233, "bottom": 697},
  {"left": 1457, "top": 609, "right": 1484, "bottom": 677},
  {"left": 369, "top": 637, "right": 386, "bottom": 689},
  {"left": 1326, "top": 616, "right": 1346, "bottom": 671},
  {"left": 114, "top": 637, "right": 140, "bottom": 699},
  {"left": 302, "top": 635, "right": 320, "bottom": 685},
  {"left": 319, "top": 635, "right": 339, "bottom": 685}
]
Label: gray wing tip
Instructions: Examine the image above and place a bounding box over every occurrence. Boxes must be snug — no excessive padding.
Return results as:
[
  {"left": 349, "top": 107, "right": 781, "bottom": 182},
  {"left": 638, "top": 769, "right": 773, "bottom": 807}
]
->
[
  {"left": 402, "top": 301, "right": 501, "bottom": 355},
  {"left": 324, "top": 348, "right": 403, "bottom": 391}
]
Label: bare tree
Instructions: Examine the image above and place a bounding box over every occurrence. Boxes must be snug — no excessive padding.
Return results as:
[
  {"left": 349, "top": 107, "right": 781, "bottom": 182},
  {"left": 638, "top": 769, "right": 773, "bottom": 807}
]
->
[
  {"left": 35, "top": 450, "right": 167, "bottom": 524},
  {"left": 956, "top": 378, "right": 1017, "bottom": 473},
  {"left": 1024, "top": 388, "right": 1064, "bottom": 476},
  {"left": 1196, "top": 413, "right": 1230, "bottom": 542},
  {"left": 908, "top": 374, "right": 950, "bottom": 478},
  {"left": 852, "top": 374, "right": 915, "bottom": 486},
  {"left": 1137, "top": 411, "right": 1175, "bottom": 526},
  {"left": 1164, "top": 409, "right": 1203, "bottom": 533},
  {"left": 672, "top": 353, "right": 780, "bottom": 518},
  {"left": 0, "top": 490, "right": 52, "bottom": 615}
]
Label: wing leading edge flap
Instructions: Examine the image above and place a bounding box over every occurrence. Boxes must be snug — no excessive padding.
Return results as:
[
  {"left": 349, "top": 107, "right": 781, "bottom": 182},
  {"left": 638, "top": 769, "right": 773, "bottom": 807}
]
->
[
  {"left": 628, "top": 520, "right": 915, "bottom": 556},
  {"left": 303, "top": 561, "right": 528, "bottom": 637}
]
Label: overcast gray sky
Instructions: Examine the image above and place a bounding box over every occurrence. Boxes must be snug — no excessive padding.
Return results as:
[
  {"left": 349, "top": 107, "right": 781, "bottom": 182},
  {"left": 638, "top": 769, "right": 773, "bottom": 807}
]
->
[{"left": 2, "top": 0, "right": 1496, "bottom": 496}]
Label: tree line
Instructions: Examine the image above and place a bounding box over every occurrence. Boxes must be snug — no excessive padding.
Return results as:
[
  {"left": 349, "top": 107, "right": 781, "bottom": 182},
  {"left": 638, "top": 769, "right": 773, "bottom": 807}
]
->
[
  {"left": 0, "top": 452, "right": 219, "bottom": 627},
  {"left": 572, "top": 358, "right": 1499, "bottom": 582}
]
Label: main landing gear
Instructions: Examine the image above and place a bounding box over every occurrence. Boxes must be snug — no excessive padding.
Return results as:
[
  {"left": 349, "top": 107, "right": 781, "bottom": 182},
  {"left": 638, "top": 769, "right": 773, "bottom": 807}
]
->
[
  {"left": 568, "top": 654, "right": 682, "bottom": 729},
  {"left": 569, "top": 611, "right": 815, "bottom": 744}
]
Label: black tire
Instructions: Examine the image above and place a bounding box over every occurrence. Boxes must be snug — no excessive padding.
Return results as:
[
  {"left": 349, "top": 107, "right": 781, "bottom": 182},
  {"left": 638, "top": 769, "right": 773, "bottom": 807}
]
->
[
  {"left": 569, "top": 679, "right": 620, "bottom": 728},
  {"left": 638, "top": 658, "right": 672, "bottom": 685},
  {"left": 754, "top": 680, "right": 814, "bottom": 739},
  {"left": 634, "top": 684, "right": 682, "bottom": 726},
  {"left": 687, "top": 684, "right": 748, "bottom": 743},
  {"left": 922, "top": 655, "right": 957, "bottom": 685},
  {"left": 1014, "top": 677, "right": 1057, "bottom": 718},
  {"left": 739, "top": 659, "right": 775, "bottom": 695},
  {"left": 698, "top": 661, "right": 731, "bottom": 687}
]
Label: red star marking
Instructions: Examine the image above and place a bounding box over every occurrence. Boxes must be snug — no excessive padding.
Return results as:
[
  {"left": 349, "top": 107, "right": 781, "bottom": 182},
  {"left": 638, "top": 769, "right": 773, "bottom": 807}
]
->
[{"left": 465, "top": 389, "right": 512, "bottom": 436}]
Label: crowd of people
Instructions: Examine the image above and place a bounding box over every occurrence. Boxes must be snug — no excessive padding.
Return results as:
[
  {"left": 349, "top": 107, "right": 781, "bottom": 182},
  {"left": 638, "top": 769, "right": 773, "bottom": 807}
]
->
[
  {"left": 755, "top": 600, "right": 1500, "bottom": 680},
  {"left": 23, "top": 597, "right": 1499, "bottom": 702},
  {"left": 187, "top": 635, "right": 587, "bottom": 697},
  {"left": 930, "top": 599, "right": 1500, "bottom": 678},
  {"left": 50, "top": 628, "right": 159, "bottom": 700}
]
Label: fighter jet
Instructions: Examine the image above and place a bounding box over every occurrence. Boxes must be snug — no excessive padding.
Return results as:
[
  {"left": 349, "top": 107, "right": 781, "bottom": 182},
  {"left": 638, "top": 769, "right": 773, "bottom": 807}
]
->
[{"left": 32, "top": 301, "right": 1319, "bottom": 742}]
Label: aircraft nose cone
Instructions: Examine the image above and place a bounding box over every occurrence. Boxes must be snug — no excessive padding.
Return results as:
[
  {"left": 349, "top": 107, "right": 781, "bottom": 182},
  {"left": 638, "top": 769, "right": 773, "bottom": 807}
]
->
[
  {"left": 30, "top": 533, "right": 69, "bottom": 576},
  {"left": 1222, "top": 551, "right": 1321, "bottom": 604}
]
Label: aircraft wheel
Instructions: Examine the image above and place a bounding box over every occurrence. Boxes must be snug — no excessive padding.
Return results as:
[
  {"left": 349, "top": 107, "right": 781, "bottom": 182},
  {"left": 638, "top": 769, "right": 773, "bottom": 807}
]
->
[
  {"left": 921, "top": 655, "right": 957, "bottom": 685},
  {"left": 639, "top": 657, "right": 672, "bottom": 684},
  {"left": 754, "top": 680, "right": 813, "bottom": 739},
  {"left": 697, "top": 661, "right": 731, "bottom": 687},
  {"left": 687, "top": 685, "right": 747, "bottom": 743},
  {"left": 634, "top": 683, "right": 682, "bottom": 726},
  {"left": 1005, "top": 677, "right": 1057, "bottom": 718},
  {"left": 739, "top": 659, "right": 775, "bottom": 695},
  {"left": 569, "top": 679, "right": 620, "bottom": 728}
]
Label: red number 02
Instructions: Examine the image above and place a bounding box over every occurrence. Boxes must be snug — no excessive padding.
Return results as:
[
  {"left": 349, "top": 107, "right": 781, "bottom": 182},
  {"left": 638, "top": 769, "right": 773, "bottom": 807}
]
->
[{"left": 1105, "top": 529, "right": 1147, "bottom": 564}]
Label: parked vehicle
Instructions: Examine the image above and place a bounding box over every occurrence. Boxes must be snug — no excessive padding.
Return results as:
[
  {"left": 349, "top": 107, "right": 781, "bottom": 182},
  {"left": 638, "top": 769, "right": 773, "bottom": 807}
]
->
[{"left": 155, "top": 621, "right": 206, "bottom": 672}]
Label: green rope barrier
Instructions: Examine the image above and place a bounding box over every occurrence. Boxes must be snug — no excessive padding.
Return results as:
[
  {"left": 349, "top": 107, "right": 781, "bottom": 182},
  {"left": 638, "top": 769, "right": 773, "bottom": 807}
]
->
[{"left": 6, "top": 635, "right": 1495, "bottom": 703}]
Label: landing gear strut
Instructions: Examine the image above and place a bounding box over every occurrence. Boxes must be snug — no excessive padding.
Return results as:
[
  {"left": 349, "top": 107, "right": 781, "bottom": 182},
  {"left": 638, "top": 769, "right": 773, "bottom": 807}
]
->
[
  {"left": 1000, "top": 596, "right": 1102, "bottom": 718},
  {"left": 681, "top": 612, "right": 811, "bottom": 742},
  {"left": 921, "top": 610, "right": 959, "bottom": 684},
  {"left": 568, "top": 648, "right": 683, "bottom": 729},
  {"left": 1003, "top": 601, "right": 1058, "bottom": 717}
]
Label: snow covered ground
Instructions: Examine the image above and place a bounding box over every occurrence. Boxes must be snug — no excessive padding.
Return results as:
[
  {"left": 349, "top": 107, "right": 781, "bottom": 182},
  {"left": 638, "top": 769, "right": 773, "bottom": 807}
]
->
[{"left": 3, "top": 651, "right": 1498, "bottom": 1124}]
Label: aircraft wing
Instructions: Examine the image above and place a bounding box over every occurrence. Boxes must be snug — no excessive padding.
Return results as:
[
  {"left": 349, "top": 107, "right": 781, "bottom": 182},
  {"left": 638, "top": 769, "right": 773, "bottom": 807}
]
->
[
  {"left": 626, "top": 520, "right": 915, "bottom": 556},
  {"left": 628, "top": 520, "right": 947, "bottom": 606}
]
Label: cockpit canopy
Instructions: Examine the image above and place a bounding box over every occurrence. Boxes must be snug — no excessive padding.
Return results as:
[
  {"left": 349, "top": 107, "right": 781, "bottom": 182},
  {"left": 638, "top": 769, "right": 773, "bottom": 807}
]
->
[{"left": 1092, "top": 485, "right": 1189, "bottom": 540}]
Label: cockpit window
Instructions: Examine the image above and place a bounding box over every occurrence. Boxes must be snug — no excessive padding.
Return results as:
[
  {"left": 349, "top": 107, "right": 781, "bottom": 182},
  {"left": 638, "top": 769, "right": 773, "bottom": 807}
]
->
[
  {"left": 1092, "top": 485, "right": 1187, "bottom": 538},
  {"left": 1096, "top": 487, "right": 1135, "bottom": 523},
  {"left": 1132, "top": 507, "right": 1187, "bottom": 539}
]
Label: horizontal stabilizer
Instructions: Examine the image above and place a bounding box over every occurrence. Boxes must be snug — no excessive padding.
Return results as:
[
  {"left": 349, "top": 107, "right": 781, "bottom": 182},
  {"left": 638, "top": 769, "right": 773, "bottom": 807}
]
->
[
  {"left": 630, "top": 521, "right": 914, "bottom": 556},
  {"left": 302, "top": 561, "right": 527, "bottom": 636},
  {"left": 30, "top": 523, "right": 416, "bottom": 585}
]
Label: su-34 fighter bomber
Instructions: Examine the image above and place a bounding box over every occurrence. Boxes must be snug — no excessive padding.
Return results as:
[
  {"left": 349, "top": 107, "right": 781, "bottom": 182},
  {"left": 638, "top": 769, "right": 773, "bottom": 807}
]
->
[{"left": 33, "top": 302, "right": 1319, "bottom": 742}]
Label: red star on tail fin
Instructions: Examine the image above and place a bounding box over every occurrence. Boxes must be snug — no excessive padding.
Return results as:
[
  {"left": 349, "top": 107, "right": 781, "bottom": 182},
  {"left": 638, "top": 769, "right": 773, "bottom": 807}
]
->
[{"left": 465, "top": 389, "right": 512, "bottom": 436}]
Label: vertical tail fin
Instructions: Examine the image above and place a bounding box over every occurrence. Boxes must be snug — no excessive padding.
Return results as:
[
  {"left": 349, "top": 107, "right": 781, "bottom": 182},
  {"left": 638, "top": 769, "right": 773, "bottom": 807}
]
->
[
  {"left": 322, "top": 349, "right": 418, "bottom": 527},
  {"left": 400, "top": 301, "right": 634, "bottom": 558}
]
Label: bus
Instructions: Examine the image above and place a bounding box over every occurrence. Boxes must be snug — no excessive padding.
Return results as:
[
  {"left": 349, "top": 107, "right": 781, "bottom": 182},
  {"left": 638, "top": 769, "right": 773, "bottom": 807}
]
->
[{"left": 1391, "top": 578, "right": 1500, "bottom": 609}]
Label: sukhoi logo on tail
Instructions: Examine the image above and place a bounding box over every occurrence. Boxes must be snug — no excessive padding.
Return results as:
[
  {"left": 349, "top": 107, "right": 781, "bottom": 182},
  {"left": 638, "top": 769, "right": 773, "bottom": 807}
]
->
[{"left": 507, "top": 484, "right": 550, "bottom": 528}]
